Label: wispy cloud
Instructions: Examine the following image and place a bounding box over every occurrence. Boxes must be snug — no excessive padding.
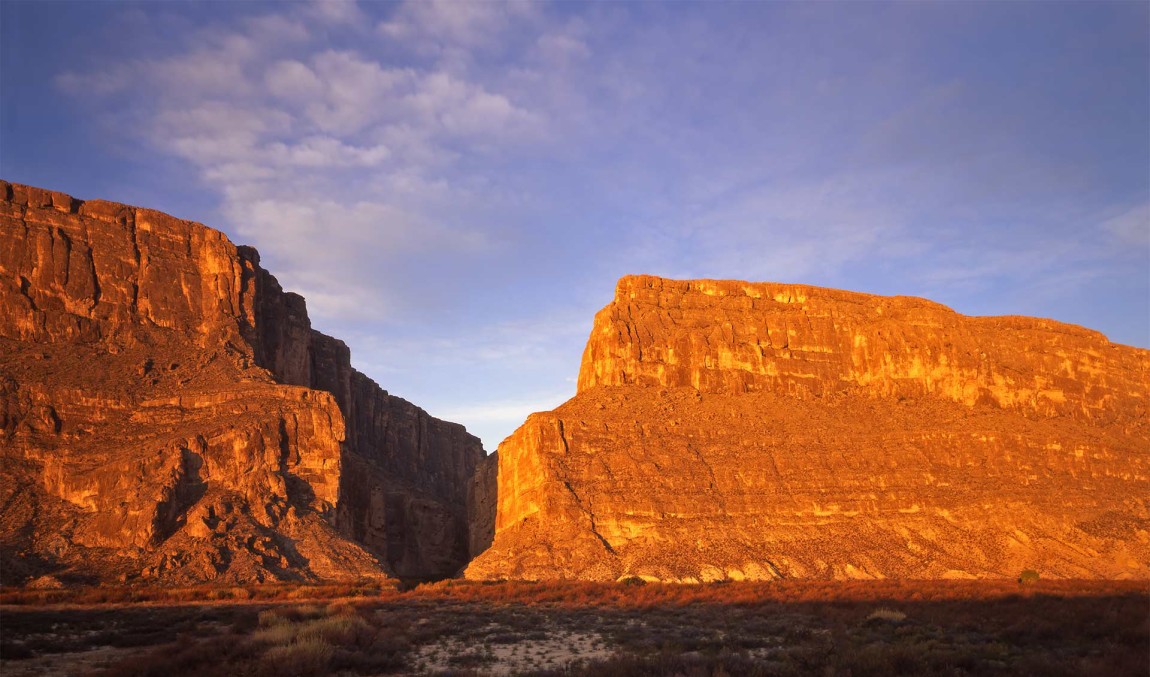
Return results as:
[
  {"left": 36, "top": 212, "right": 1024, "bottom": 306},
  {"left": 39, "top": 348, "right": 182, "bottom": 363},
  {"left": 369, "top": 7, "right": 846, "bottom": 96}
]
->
[
  {"left": 1101, "top": 203, "right": 1150, "bottom": 249},
  {"left": 304, "top": 0, "right": 369, "bottom": 27},
  {"left": 30, "top": 0, "right": 1148, "bottom": 444},
  {"left": 437, "top": 389, "right": 572, "bottom": 433},
  {"left": 378, "top": 0, "right": 539, "bottom": 54},
  {"left": 56, "top": 1, "right": 546, "bottom": 328}
]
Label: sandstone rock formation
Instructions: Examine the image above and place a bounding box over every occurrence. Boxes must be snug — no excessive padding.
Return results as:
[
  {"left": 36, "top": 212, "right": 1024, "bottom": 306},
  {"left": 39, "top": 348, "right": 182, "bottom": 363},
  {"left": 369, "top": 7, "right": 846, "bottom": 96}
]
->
[
  {"left": 466, "top": 275, "right": 1150, "bottom": 581},
  {"left": 0, "top": 181, "right": 487, "bottom": 584}
]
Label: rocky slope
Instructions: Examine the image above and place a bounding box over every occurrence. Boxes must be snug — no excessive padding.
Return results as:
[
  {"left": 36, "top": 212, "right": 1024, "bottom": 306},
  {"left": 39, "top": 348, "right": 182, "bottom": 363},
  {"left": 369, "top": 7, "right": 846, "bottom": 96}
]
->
[
  {"left": 0, "top": 181, "right": 487, "bottom": 584},
  {"left": 466, "top": 275, "right": 1150, "bottom": 581}
]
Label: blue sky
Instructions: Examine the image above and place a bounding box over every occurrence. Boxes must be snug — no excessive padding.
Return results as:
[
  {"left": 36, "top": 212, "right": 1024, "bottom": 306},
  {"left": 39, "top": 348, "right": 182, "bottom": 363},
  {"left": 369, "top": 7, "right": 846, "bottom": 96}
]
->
[{"left": 2, "top": 0, "right": 1147, "bottom": 450}]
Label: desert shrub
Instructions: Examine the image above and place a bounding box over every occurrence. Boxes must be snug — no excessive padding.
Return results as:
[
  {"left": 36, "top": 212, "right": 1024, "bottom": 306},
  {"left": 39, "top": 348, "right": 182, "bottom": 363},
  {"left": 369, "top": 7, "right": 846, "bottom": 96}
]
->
[
  {"left": 254, "top": 609, "right": 371, "bottom": 649},
  {"left": 864, "top": 607, "right": 907, "bottom": 623},
  {"left": 253, "top": 621, "right": 298, "bottom": 646},
  {"left": 297, "top": 614, "right": 372, "bottom": 646},
  {"left": 279, "top": 604, "right": 326, "bottom": 621},
  {"left": 259, "top": 637, "right": 333, "bottom": 677},
  {"left": 1018, "top": 570, "right": 1040, "bottom": 585},
  {"left": 258, "top": 609, "right": 291, "bottom": 628},
  {"left": 619, "top": 576, "right": 647, "bottom": 587},
  {"left": 325, "top": 600, "right": 357, "bottom": 616}
]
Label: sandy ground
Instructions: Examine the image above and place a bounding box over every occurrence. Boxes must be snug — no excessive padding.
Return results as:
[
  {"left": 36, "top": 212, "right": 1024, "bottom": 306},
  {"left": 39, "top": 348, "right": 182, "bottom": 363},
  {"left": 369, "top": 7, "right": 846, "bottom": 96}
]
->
[{"left": 412, "top": 625, "right": 613, "bottom": 675}]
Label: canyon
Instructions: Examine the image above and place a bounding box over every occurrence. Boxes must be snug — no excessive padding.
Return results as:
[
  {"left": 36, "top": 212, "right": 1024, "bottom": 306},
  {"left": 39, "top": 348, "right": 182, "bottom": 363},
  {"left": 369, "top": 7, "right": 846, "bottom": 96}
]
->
[
  {"left": 2, "top": 181, "right": 1147, "bottom": 586},
  {"left": 0, "top": 181, "right": 487, "bottom": 584},
  {"left": 465, "top": 275, "right": 1150, "bottom": 581}
]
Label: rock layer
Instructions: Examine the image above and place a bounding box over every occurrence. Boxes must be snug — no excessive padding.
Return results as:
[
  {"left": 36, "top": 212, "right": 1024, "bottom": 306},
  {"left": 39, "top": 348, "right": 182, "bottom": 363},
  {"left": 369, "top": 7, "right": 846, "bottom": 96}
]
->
[
  {"left": 0, "top": 181, "right": 486, "bottom": 583},
  {"left": 467, "top": 276, "right": 1150, "bottom": 581},
  {"left": 580, "top": 276, "right": 1147, "bottom": 423}
]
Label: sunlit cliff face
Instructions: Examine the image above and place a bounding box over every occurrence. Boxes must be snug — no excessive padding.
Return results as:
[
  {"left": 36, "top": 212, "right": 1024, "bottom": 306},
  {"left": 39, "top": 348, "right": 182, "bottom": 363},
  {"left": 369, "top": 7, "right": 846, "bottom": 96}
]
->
[
  {"left": 579, "top": 275, "right": 1147, "bottom": 422},
  {"left": 3, "top": 179, "right": 1147, "bottom": 587},
  {"left": 466, "top": 275, "right": 1150, "bottom": 583},
  {"left": 0, "top": 182, "right": 485, "bottom": 584}
]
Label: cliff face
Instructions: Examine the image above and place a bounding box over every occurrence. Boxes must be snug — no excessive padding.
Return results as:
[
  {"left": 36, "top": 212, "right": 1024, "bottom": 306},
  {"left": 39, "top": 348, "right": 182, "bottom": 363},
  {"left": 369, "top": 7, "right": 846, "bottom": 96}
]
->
[
  {"left": 0, "top": 181, "right": 485, "bottom": 584},
  {"left": 579, "top": 276, "right": 1148, "bottom": 423},
  {"left": 235, "top": 248, "right": 486, "bottom": 578},
  {"left": 466, "top": 276, "right": 1150, "bottom": 581}
]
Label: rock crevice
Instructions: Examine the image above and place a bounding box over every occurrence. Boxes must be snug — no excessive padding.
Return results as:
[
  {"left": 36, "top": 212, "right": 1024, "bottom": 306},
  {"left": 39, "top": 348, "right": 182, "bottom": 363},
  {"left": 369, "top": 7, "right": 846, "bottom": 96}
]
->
[{"left": 0, "top": 181, "right": 487, "bottom": 583}]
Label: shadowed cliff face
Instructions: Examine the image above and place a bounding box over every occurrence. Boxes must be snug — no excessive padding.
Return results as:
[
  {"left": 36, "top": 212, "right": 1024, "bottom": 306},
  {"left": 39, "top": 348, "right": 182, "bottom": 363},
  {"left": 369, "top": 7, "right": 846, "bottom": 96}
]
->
[
  {"left": 235, "top": 247, "right": 488, "bottom": 578},
  {"left": 467, "top": 276, "right": 1150, "bottom": 582},
  {"left": 0, "top": 181, "right": 487, "bottom": 583}
]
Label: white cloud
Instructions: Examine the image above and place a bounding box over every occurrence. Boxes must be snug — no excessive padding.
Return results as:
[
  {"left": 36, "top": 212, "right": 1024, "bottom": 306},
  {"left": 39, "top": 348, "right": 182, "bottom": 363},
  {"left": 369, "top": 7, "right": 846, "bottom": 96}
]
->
[
  {"left": 230, "top": 195, "right": 487, "bottom": 260},
  {"left": 302, "top": 50, "right": 413, "bottom": 134},
  {"left": 55, "top": 0, "right": 552, "bottom": 329},
  {"left": 535, "top": 31, "right": 591, "bottom": 64},
  {"left": 265, "top": 59, "right": 326, "bottom": 102},
  {"left": 622, "top": 171, "right": 912, "bottom": 285},
  {"left": 337, "top": 310, "right": 592, "bottom": 448},
  {"left": 242, "top": 14, "right": 311, "bottom": 45},
  {"left": 47, "top": 0, "right": 1149, "bottom": 434},
  {"left": 1102, "top": 203, "right": 1150, "bottom": 249},
  {"left": 407, "top": 72, "right": 543, "bottom": 139},
  {"left": 378, "top": 0, "right": 537, "bottom": 51},
  {"left": 264, "top": 137, "right": 392, "bottom": 168},
  {"left": 303, "top": 0, "right": 368, "bottom": 27},
  {"left": 438, "top": 391, "right": 572, "bottom": 427}
]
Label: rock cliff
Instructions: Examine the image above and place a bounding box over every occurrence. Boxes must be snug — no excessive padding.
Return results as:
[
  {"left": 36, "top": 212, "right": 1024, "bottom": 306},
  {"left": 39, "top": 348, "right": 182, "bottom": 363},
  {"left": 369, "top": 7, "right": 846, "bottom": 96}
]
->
[
  {"left": 466, "top": 275, "right": 1150, "bottom": 581},
  {"left": 0, "top": 181, "right": 486, "bottom": 584}
]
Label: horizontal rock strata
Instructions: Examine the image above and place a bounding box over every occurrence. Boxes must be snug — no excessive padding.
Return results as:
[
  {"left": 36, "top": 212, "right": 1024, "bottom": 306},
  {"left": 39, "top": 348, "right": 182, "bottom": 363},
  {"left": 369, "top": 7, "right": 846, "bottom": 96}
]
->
[
  {"left": 0, "top": 181, "right": 486, "bottom": 584},
  {"left": 467, "top": 275, "right": 1150, "bottom": 581}
]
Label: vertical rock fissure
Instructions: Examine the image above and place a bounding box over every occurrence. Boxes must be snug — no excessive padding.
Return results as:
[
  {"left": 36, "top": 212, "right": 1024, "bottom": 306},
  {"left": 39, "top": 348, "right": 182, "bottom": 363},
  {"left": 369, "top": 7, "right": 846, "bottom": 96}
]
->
[
  {"left": 555, "top": 420, "right": 615, "bottom": 554},
  {"left": 685, "top": 441, "right": 727, "bottom": 511},
  {"left": 561, "top": 478, "right": 615, "bottom": 555}
]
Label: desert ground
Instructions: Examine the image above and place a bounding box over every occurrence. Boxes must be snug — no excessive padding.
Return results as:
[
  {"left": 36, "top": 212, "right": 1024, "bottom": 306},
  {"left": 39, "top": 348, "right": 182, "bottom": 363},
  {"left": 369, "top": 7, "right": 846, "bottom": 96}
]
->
[{"left": 1, "top": 579, "right": 1146, "bottom": 677}]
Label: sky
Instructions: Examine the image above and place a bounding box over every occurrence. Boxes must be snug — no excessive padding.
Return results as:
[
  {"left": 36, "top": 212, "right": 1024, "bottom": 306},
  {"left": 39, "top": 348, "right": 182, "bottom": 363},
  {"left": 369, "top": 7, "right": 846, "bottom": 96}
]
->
[{"left": 2, "top": 0, "right": 1147, "bottom": 450}]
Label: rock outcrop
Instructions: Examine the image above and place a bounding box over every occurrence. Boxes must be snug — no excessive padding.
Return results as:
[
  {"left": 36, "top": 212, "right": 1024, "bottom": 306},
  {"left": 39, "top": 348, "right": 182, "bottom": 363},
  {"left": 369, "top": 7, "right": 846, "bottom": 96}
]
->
[
  {"left": 466, "top": 275, "right": 1150, "bottom": 581},
  {"left": 0, "top": 181, "right": 486, "bottom": 584}
]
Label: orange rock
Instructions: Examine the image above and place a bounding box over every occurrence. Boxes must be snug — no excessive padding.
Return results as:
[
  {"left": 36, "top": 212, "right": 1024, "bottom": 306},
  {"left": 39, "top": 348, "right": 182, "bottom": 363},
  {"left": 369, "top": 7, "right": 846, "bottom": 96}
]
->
[
  {"left": 0, "top": 181, "right": 486, "bottom": 584},
  {"left": 580, "top": 276, "right": 1148, "bottom": 423},
  {"left": 466, "top": 276, "right": 1150, "bottom": 581}
]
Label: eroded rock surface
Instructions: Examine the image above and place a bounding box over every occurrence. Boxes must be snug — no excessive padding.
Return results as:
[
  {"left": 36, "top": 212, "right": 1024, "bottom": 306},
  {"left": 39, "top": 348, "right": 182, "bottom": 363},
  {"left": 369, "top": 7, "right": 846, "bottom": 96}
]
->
[
  {"left": 467, "top": 276, "right": 1150, "bottom": 581},
  {"left": 0, "top": 181, "right": 486, "bottom": 584}
]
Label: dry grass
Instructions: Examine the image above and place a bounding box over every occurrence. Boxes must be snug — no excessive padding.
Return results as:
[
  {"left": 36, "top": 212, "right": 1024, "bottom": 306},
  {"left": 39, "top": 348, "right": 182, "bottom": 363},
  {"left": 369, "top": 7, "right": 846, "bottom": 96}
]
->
[
  {"left": 402, "top": 577, "right": 1145, "bottom": 609},
  {"left": 259, "top": 637, "right": 333, "bottom": 677},
  {"left": 2, "top": 577, "right": 1139, "bottom": 609},
  {"left": 0, "top": 580, "right": 397, "bottom": 607},
  {"left": 1, "top": 579, "right": 1146, "bottom": 676},
  {"left": 865, "top": 607, "right": 908, "bottom": 623}
]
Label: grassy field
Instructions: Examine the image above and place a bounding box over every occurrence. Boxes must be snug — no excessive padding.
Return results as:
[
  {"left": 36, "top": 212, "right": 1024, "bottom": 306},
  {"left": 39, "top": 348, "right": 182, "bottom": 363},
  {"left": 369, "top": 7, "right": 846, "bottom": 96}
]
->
[{"left": 1, "top": 579, "right": 1146, "bottom": 676}]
